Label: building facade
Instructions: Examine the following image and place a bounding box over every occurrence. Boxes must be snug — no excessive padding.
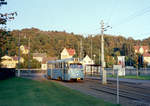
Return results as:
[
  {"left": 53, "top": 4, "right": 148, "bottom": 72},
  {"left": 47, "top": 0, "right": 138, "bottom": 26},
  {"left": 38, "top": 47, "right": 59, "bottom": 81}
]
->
[
  {"left": 20, "top": 45, "right": 29, "bottom": 54},
  {"left": 33, "top": 53, "right": 47, "bottom": 62},
  {"left": 1, "top": 55, "right": 24, "bottom": 68},
  {"left": 134, "top": 46, "right": 150, "bottom": 65},
  {"left": 61, "top": 48, "right": 76, "bottom": 59}
]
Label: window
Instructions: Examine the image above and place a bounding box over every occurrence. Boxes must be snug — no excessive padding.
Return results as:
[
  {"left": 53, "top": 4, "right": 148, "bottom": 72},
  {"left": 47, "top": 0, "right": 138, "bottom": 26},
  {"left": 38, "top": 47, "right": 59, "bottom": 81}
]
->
[{"left": 70, "top": 63, "right": 83, "bottom": 69}]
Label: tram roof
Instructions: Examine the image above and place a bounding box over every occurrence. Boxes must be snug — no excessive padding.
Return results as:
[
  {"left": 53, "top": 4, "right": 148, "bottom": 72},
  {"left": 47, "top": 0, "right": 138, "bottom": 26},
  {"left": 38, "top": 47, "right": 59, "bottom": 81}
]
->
[{"left": 47, "top": 58, "right": 74, "bottom": 64}]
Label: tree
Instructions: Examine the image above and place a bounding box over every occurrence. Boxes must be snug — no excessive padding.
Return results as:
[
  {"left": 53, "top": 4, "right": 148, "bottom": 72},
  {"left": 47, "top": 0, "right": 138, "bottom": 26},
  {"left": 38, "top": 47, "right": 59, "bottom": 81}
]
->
[
  {"left": 0, "top": 0, "right": 17, "bottom": 67},
  {"left": 0, "top": 0, "right": 17, "bottom": 25}
]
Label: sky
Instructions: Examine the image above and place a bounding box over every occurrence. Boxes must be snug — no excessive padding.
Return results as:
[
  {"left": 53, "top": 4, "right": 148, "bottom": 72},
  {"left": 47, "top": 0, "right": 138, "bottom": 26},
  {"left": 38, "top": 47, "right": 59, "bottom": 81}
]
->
[{"left": 1, "top": 0, "right": 150, "bottom": 40}]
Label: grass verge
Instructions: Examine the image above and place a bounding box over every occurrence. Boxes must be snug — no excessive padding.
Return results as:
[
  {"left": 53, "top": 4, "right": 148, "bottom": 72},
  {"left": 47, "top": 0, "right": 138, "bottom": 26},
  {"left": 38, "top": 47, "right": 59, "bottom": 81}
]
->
[
  {"left": 0, "top": 77, "right": 119, "bottom": 106},
  {"left": 108, "top": 75, "right": 150, "bottom": 80}
]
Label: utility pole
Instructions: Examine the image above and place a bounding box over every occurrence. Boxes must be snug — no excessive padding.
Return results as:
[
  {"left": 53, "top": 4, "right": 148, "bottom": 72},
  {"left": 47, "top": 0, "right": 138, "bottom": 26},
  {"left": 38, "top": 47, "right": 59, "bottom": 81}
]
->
[
  {"left": 80, "top": 38, "right": 83, "bottom": 59},
  {"left": 91, "top": 35, "right": 93, "bottom": 60},
  {"left": 28, "top": 37, "right": 30, "bottom": 71},
  {"left": 99, "top": 48, "right": 100, "bottom": 64},
  {"left": 100, "top": 20, "right": 111, "bottom": 84},
  {"left": 18, "top": 32, "right": 20, "bottom": 77}
]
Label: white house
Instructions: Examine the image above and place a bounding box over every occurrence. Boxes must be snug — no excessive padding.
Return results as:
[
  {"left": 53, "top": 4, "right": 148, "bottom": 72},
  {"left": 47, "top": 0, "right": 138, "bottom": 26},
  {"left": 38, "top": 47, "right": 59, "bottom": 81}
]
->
[
  {"left": 81, "top": 55, "right": 94, "bottom": 73},
  {"left": 82, "top": 55, "right": 94, "bottom": 65},
  {"left": 33, "top": 53, "right": 47, "bottom": 62},
  {"left": 61, "top": 48, "right": 76, "bottom": 59}
]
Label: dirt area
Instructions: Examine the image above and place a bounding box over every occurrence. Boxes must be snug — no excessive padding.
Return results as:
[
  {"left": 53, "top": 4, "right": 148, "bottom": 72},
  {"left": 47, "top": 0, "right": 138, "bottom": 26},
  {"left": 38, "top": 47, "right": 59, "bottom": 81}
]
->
[{"left": 21, "top": 73, "right": 150, "bottom": 106}]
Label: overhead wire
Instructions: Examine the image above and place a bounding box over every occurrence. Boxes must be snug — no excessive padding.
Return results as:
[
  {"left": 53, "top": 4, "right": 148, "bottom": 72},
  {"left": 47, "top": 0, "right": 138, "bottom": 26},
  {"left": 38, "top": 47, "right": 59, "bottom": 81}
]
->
[
  {"left": 113, "top": 5, "right": 150, "bottom": 29},
  {"left": 107, "top": 0, "right": 118, "bottom": 25}
]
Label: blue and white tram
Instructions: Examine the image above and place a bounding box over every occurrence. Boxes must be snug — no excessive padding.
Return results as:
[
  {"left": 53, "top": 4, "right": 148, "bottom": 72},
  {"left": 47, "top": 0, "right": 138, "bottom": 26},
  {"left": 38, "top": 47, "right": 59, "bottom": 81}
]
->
[{"left": 47, "top": 58, "right": 84, "bottom": 81}]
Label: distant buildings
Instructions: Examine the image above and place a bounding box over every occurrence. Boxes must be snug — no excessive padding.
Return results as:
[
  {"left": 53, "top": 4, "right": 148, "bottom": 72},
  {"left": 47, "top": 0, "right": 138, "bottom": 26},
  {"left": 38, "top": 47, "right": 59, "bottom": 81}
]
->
[
  {"left": 33, "top": 53, "right": 47, "bottom": 62},
  {"left": 134, "top": 46, "right": 149, "bottom": 54},
  {"left": 134, "top": 46, "right": 150, "bottom": 65},
  {"left": 32, "top": 53, "right": 58, "bottom": 70},
  {"left": 1, "top": 55, "right": 24, "bottom": 68},
  {"left": 81, "top": 55, "right": 94, "bottom": 73},
  {"left": 82, "top": 55, "right": 94, "bottom": 65},
  {"left": 61, "top": 48, "right": 76, "bottom": 59},
  {"left": 41, "top": 57, "right": 57, "bottom": 70},
  {"left": 20, "top": 45, "right": 29, "bottom": 54}
]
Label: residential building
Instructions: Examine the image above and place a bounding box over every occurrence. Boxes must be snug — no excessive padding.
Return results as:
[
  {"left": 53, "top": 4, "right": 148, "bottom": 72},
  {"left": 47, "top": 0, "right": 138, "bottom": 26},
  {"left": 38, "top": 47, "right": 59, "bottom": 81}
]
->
[
  {"left": 33, "top": 53, "right": 47, "bottom": 62},
  {"left": 81, "top": 55, "right": 94, "bottom": 73},
  {"left": 134, "top": 46, "right": 149, "bottom": 54},
  {"left": 143, "top": 53, "right": 150, "bottom": 65},
  {"left": 20, "top": 45, "right": 29, "bottom": 54},
  {"left": 41, "top": 57, "right": 57, "bottom": 70},
  {"left": 82, "top": 55, "right": 94, "bottom": 65},
  {"left": 1, "top": 55, "right": 24, "bottom": 68},
  {"left": 134, "top": 46, "right": 150, "bottom": 65},
  {"left": 61, "top": 48, "right": 76, "bottom": 59}
]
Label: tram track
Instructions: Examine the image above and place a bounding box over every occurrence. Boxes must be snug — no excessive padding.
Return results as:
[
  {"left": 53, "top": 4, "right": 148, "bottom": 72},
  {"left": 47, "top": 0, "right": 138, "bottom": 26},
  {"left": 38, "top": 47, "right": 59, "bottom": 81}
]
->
[
  {"left": 90, "top": 85, "right": 150, "bottom": 103},
  {"left": 85, "top": 78, "right": 150, "bottom": 104},
  {"left": 86, "top": 77, "right": 150, "bottom": 94}
]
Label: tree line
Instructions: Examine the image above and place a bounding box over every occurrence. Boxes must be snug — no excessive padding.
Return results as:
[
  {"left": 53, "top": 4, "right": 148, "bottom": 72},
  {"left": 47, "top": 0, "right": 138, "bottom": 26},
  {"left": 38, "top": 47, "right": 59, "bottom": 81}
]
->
[{"left": 1, "top": 28, "right": 150, "bottom": 68}]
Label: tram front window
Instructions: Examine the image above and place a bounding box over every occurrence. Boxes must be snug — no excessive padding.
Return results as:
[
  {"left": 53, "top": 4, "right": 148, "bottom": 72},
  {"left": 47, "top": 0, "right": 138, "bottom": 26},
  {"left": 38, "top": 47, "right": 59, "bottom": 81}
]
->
[{"left": 70, "top": 64, "right": 83, "bottom": 69}]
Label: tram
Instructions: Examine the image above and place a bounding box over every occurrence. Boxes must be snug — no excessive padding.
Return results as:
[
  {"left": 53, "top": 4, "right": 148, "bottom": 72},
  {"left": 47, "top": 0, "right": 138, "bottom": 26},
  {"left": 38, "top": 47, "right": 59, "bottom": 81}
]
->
[{"left": 47, "top": 58, "right": 84, "bottom": 81}]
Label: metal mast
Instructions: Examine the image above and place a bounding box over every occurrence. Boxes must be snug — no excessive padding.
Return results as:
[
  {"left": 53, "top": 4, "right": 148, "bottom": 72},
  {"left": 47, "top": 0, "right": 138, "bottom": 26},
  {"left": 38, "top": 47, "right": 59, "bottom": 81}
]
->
[
  {"left": 18, "top": 32, "right": 20, "bottom": 77},
  {"left": 80, "top": 38, "right": 83, "bottom": 59},
  {"left": 28, "top": 37, "right": 30, "bottom": 70},
  {"left": 101, "top": 20, "right": 107, "bottom": 84},
  {"left": 91, "top": 35, "right": 93, "bottom": 60},
  {"left": 100, "top": 20, "right": 111, "bottom": 84}
]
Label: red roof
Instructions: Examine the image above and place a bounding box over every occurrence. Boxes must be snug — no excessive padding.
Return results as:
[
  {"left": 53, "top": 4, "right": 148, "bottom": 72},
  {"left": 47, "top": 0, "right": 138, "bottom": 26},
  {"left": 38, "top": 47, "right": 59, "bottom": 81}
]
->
[
  {"left": 134, "top": 46, "right": 149, "bottom": 53},
  {"left": 66, "top": 48, "right": 76, "bottom": 56}
]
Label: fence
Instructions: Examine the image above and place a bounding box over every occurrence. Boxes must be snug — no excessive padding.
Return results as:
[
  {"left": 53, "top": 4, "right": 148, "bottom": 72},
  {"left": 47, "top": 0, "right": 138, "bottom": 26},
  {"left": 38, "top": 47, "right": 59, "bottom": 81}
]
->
[
  {"left": 0, "top": 68, "right": 16, "bottom": 80},
  {"left": 84, "top": 66, "right": 150, "bottom": 77}
]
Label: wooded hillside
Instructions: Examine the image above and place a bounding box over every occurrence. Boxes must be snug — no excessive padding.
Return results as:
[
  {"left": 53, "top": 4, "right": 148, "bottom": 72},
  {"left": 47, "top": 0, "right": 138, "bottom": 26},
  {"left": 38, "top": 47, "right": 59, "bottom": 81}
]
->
[{"left": 1, "top": 28, "right": 150, "bottom": 67}]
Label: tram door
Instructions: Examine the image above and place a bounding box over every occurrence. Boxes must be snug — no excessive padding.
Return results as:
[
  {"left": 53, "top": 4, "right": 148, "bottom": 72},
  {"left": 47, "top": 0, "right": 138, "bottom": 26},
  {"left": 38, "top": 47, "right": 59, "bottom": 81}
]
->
[{"left": 62, "top": 62, "right": 68, "bottom": 80}]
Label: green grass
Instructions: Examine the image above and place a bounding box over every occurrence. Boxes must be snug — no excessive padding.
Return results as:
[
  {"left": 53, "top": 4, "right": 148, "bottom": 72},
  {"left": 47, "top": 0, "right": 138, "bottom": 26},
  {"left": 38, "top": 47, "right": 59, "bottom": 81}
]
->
[
  {"left": 108, "top": 75, "right": 150, "bottom": 80},
  {"left": 0, "top": 77, "right": 118, "bottom": 106}
]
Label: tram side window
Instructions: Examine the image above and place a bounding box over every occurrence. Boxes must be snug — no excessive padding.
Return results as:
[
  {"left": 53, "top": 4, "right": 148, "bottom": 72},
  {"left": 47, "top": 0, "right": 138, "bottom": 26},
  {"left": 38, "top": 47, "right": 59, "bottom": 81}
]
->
[{"left": 59, "top": 62, "right": 62, "bottom": 68}]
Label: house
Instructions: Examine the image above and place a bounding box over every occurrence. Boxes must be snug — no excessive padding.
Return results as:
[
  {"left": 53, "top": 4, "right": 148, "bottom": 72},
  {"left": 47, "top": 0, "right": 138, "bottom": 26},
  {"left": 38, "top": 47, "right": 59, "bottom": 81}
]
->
[
  {"left": 134, "top": 46, "right": 150, "bottom": 65},
  {"left": 20, "top": 45, "right": 29, "bottom": 54},
  {"left": 82, "top": 55, "right": 94, "bottom": 65},
  {"left": 1, "top": 55, "right": 24, "bottom": 68},
  {"left": 33, "top": 53, "right": 47, "bottom": 62},
  {"left": 12, "top": 56, "right": 24, "bottom": 63},
  {"left": 81, "top": 55, "right": 94, "bottom": 73},
  {"left": 61, "top": 48, "right": 76, "bottom": 59},
  {"left": 134, "top": 46, "right": 149, "bottom": 54},
  {"left": 143, "top": 53, "right": 150, "bottom": 65},
  {"left": 41, "top": 57, "right": 57, "bottom": 70}
]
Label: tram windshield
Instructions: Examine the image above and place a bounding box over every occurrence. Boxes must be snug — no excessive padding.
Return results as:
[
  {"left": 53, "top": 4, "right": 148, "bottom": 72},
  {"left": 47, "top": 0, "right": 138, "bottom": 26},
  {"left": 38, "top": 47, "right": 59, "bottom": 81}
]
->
[{"left": 70, "top": 63, "right": 83, "bottom": 69}]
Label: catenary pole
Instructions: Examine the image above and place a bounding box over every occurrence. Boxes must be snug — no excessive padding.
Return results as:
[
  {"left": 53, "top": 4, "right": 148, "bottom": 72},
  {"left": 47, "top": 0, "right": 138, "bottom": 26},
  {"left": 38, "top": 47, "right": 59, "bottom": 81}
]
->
[
  {"left": 18, "top": 32, "right": 20, "bottom": 77},
  {"left": 101, "top": 20, "right": 107, "bottom": 84}
]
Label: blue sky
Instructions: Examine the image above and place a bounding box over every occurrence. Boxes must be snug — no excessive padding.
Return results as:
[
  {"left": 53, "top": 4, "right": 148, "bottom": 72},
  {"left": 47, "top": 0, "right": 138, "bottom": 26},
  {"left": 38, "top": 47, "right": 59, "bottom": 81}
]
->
[{"left": 1, "top": 0, "right": 150, "bottom": 40}]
